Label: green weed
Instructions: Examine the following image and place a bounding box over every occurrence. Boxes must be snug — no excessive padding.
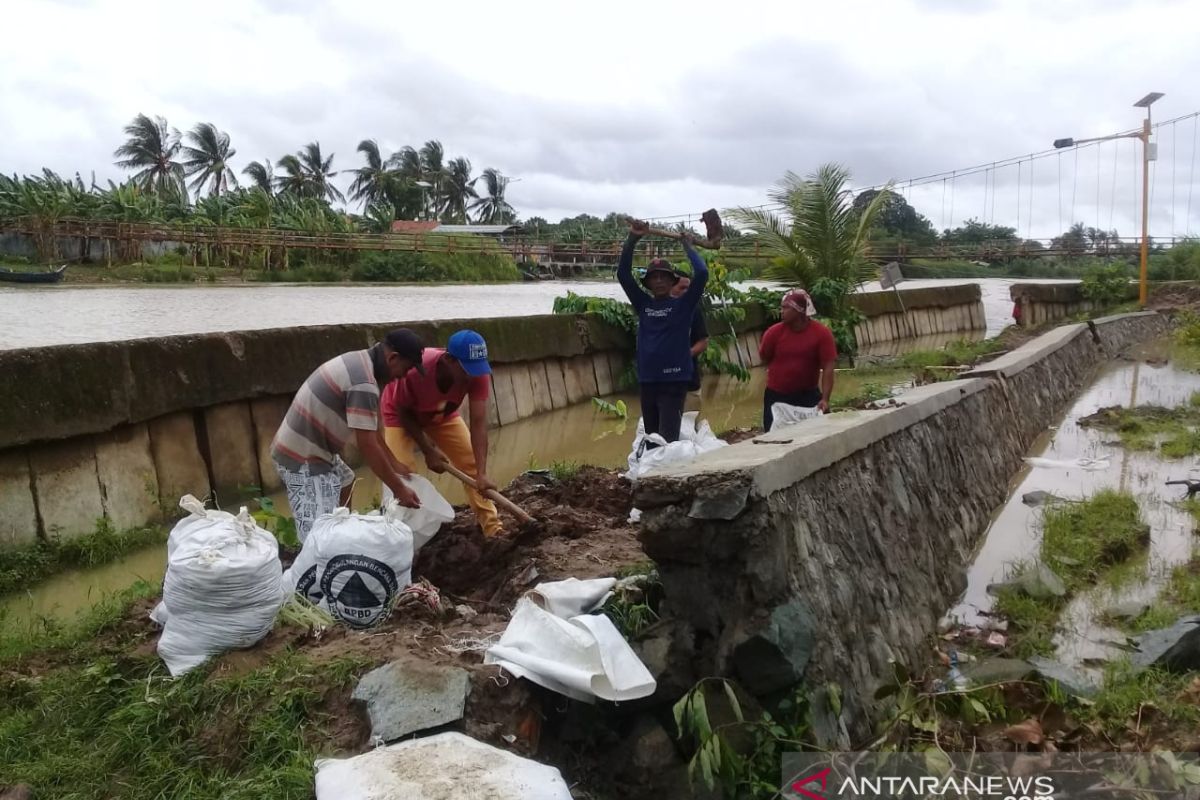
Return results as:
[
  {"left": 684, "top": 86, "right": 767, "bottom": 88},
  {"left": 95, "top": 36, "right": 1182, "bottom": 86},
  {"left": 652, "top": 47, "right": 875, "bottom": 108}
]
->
[
  {"left": 1041, "top": 490, "right": 1147, "bottom": 587},
  {"left": 992, "top": 587, "right": 1061, "bottom": 658}
]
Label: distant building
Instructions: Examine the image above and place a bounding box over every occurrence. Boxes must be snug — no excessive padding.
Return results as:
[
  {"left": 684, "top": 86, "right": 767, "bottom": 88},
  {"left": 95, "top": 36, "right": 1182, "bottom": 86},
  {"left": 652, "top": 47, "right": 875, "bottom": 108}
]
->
[{"left": 389, "top": 221, "right": 523, "bottom": 236}]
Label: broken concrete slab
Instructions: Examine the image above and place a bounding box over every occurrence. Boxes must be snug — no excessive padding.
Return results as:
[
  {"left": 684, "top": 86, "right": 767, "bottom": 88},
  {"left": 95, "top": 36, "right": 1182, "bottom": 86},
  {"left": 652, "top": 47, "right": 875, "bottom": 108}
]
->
[
  {"left": 1104, "top": 599, "right": 1151, "bottom": 622},
  {"left": 1131, "top": 615, "right": 1200, "bottom": 673},
  {"left": 732, "top": 599, "right": 816, "bottom": 695},
  {"left": 352, "top": 658, "right": 470, "bottom": 743},
  {"left": 1021, "top": 490, "right": 1061, "bottom": 507},
  {"left": 688, "top": 479, "right": 750, "bottom": 520},
  {"left": 1028, "top": 656, "right": 1101, "bottom": 698}
]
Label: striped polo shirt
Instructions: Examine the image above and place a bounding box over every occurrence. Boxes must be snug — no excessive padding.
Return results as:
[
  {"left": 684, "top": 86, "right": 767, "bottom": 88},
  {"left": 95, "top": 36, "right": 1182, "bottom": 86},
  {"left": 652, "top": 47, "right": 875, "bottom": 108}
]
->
[{"left": 271, "top": 346, "right": 389, "bottom": 473}]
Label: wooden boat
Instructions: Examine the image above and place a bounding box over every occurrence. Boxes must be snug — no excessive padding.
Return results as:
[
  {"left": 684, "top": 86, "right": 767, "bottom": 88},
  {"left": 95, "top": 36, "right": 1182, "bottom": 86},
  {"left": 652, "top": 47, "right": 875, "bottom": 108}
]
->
[{"left": 0, "top": 264, "right": 67, "bottom": 284}]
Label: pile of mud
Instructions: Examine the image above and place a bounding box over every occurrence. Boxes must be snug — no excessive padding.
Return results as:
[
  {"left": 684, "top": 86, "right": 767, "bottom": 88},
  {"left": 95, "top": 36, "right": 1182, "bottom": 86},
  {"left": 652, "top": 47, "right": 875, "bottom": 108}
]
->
[{"left": 414, "top": 466, "right": 644, "bottom": 606}]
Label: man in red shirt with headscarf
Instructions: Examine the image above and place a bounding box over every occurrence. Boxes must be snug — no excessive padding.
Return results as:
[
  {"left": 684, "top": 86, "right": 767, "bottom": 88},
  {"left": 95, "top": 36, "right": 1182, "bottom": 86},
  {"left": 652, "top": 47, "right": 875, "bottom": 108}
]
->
[{"left": 758, "top": 289, "right": 838, "bottom": 431}]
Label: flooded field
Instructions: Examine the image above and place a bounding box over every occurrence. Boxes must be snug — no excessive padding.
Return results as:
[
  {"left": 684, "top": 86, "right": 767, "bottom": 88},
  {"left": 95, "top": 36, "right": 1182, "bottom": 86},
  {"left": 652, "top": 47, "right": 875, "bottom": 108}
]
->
[{"left": 947, "top": 337, "right": 1200, "bottom": 670}]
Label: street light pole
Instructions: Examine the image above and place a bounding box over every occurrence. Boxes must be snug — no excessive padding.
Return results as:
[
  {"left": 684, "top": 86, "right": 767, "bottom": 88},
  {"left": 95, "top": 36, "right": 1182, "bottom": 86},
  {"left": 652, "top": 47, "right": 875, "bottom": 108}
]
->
[
  {"left": 1054, "top": 92, "right": 1162, "bottom": 308},
  {"left": 1132, "top": 92, "right": 1161, "bottom": 307}
]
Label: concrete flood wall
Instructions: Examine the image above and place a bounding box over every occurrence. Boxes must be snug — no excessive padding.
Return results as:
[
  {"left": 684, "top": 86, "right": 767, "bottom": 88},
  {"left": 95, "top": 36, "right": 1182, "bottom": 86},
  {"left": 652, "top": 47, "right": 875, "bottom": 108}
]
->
[
  {"left": 633, "top": 311, "right": 1168, "bottom": 743},
  {"left": 1011, "top": 281, "right": 1138, "bottom": 328},
  {"left": 0, "top": 283, "right": 985, "bottom": 548},
  {"left": 0, "top": 310, "right": 772, "bottom": 546},
  {"left": 851, "top": 283, "right": 984, "bottom": 346}
]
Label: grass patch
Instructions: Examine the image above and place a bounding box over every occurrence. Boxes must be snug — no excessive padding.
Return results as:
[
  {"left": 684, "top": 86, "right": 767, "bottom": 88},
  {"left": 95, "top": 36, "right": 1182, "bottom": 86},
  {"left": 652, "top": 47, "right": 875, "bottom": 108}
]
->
[
  {"left": 1081, "top": 661, "right": 1200, "bottom": 731},
  {"left": 0, "top": 649, "right": 366, "bottom": 799},
  {"left": 1078, "top": 404, "right": 1200, "bottom": 455},
  {"left": 898, "top": 338, "right": 1005, "bottom": 370},
  {"left": 1121, "top": 604, "right": 1181, "bottom": 634},
  {"left": 0, "top": 519, "right": 168, "bottom": 597},
  {"left": 992, "top": 581, "right": 1062, "bottom": 659},
  {"left": 1041, "top": 490, "right": 1148, "bottom": 587}
]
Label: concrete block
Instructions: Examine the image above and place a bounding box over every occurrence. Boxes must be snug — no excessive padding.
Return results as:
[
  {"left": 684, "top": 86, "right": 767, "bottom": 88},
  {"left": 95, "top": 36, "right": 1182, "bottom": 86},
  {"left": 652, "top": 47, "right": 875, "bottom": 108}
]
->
[
  {"left": 30, "top": 438, "right": 105, "bottom": 540},
  {"left": 0, "top": 450, "right": 38, "bottom": 546},
  {"left": 203, "top": 402, "right": 261, "bottom": 501},
  {"left": 593, "top": 352, "right": 615, "bottom": 396},
  {"left": 491, "top": 365, "right": 520, "bottom": 426},
  {"left": 747, "top": 332, "right": 763, "bottom": 367},
  {"left": 485, "top": 379, "right": 501, "bottom": 426},
  {"left": 509, "top": 362, "right": 537, "bottom": 421},
  {"left": 562, "top": 355, "right": 598, "bottom": 404},
  {"left": 352, "top": 658, "right": 470, "bottom": 742},
  {"left": 250, "top": 396, "right": 292, "bottom": 494},
  {"left": 544, "top": 359, "right": 569, "bottom": 410},
  {"left": 95, "top": 423, "right": 160, "bottom": 530},
  {"left": 526, "top": 361, "right": 555, "bottom": 416},
  {"left": 608, "top": 351, "right": 629, "bottom": 391},
  {"left": 148, "top": 411, "right": 209, "bottom": 508}
]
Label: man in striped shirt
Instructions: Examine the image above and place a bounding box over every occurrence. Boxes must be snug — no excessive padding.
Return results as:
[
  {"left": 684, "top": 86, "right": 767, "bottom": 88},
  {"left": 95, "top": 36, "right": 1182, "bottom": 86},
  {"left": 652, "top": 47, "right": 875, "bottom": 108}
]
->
[{"left": 270, "top": 329, "right": 425, "bottom": 542}]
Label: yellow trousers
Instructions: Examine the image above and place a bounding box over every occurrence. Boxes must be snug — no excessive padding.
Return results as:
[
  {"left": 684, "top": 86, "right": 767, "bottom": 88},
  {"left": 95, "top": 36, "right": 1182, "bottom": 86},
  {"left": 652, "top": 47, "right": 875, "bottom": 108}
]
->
[{"left": 384, "top": 417, "right": 502, "bottom": 537}]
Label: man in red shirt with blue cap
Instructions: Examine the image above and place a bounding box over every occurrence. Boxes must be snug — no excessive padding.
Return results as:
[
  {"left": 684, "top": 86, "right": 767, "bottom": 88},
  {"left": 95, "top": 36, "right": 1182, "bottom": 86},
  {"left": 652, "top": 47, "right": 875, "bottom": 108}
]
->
[{"left": 380, "top": 329, "right": 502, "bottom": 536}]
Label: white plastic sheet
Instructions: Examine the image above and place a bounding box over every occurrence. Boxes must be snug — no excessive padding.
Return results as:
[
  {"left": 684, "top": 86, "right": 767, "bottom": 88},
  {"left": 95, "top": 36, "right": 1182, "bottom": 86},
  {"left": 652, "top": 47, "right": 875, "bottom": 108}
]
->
[
  {"left": 769, "top": 402, "right": 822, "bottom": 432},
  {"left": 314, "top": 732, "right": 572, "bottom": 800},
  {"left": 282, "top": 501, "right": 414, "bottom": 629},
  {"left": 380, "top": 475, "right": 456, "bottom": 549},
  {"left": 154, "top": 496, "right": 284, "bottom": 676},
  {"left": 1025, "top": 457, "right": 1110, "bottom": 471},
  {"left": 485, "top": 578, "right": 656, "bottom": 703}
]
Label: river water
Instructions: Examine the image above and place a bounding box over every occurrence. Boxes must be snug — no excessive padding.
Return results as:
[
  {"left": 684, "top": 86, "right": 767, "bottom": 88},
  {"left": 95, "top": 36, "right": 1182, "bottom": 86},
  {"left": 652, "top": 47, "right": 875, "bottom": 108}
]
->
[{"left": 0, "top": 277, "right": 1038, "bottom": 349}]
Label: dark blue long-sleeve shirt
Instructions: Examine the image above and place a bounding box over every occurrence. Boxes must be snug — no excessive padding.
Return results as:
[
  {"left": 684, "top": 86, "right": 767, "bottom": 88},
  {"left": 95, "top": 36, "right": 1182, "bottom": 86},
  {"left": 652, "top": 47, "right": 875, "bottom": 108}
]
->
[{"left": 616, "top": 234, "right": 709, "bottom": 384}]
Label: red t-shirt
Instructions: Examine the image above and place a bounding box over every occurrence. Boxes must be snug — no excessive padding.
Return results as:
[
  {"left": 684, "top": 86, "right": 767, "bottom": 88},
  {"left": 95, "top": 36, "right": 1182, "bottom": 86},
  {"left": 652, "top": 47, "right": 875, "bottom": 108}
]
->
[
  {"left": 381, "top": 348, "right": 490, "bottom": 427},
  {"left": 759, "top": 321, "right": 838, "bottom": 394}
]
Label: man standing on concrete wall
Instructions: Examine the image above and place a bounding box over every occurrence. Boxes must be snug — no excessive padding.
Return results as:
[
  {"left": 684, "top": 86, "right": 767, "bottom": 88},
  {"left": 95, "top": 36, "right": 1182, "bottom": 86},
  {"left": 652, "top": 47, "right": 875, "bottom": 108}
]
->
[
  {"left": 270, "top": 329, "right": 425, "bottom": 543},
  {"left": 759, "top": 290, "right": 837, "bottom": 431},
  {"left": 381, "top": 329, "right": 502, "bottom": 537},
  {"left": 617, "top": 219, "right": 709, "bottom": 442}
]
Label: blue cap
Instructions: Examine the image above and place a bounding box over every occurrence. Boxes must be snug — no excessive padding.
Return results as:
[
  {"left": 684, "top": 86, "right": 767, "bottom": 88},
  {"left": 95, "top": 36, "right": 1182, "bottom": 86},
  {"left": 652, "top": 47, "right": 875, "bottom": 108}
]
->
[{"left": 446, "top": 329, "right": 492, "bottom": 377}]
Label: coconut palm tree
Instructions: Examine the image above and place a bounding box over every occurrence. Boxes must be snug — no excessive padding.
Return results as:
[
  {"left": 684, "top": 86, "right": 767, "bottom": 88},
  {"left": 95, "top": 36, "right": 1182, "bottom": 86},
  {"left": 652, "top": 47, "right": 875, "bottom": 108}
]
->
[
  {"left": 349, "top": 139, "right": 394, "bottom": 210},
  {"left": 242, "top": 160, "right": 275, "bottom": 195},
  {"left": 469, "top": 168, "right": 516, "bottom": 224},
  {"left": 730, "top": 164, "right": 891, "bottom": 295},
  {"left": 113, "top": 114, "right": 186, "bottom": 199},
  {"left": 274, "top": 154, "right": 311, "bottom": 197},
  {"left": 729, "top": 163, "right": 892, "bottom": 354},
  {"left": 298, "top": 141, "right": 344, "bottom": 205},
  {"left": 419, "top": 140, "right": 445, "bottom": 217},
  {"left": 389, "top": 146, "right": 422, "bottom": 181},
  {"left": 440, "top": 157, "right": 477, "bottom": 224},
  {"left": 181, "top": 123, "right": 237, "bottom": 198}
]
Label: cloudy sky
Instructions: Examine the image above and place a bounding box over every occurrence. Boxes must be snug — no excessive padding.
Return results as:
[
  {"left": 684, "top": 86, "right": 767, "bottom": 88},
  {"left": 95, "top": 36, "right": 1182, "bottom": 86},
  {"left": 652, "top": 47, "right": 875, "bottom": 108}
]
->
[{"left": 4, "top": 0, "right": 1199, "bottom": 238}]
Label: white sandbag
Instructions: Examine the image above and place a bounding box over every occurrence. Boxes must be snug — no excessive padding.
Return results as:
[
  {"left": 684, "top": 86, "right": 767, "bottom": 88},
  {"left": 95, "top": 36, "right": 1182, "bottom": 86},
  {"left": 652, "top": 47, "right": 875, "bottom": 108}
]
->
[
  {"left": 156, "top": 502, "right": 284, "bottom": 676},
  {"left": 485, "top": 596, "right": 656, "bottom": 702},
  {"left": 528, "top": 577, "right": 616, "bottom": 618},
  {"left": 1025, "top": 456, "right": 1110, "bottom": 471},
  {"left": 623, "top": 414, "right": 728, "bottom": 482},
  {"left": 282, "top": 501, "right": 414, "bottom": 629},
  {"left": 315, "top": 732, "right": 572, "bottom": 800},
  {"left": 769, "top": 402, "right": 822, "bottom": 432},
  {"left": 380, "top": 475, "right": 455, "bottom": 550},
  {"left": 152, "top": 494, "right": 256, "bottom": 625}
]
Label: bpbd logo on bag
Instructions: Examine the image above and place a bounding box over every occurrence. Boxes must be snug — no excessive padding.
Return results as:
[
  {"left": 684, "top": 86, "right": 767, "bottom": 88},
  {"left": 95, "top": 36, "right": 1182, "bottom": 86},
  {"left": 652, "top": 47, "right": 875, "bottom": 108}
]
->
[{"left": 318, "top": 554, "right": 400, "bottom": 629}]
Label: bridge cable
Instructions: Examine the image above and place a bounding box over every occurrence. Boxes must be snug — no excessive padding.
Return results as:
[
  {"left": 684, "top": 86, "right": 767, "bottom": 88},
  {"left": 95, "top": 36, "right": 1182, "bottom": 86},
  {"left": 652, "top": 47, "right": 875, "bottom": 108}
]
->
[
  {"left": 1016, "top": 161, "right": 1022, "bottom": 236},
  {"left": 1189, "top": 116, "right": 1198, "bottom": 236},
  {"left": 1058, "top": 152, "right": 1064, "bottom": 233},
  {"left": 1171, "top": 121, "right": 1178, "bottom": 237},
  {"left": 1070, "top": 146, "right": 1079, "bottom": 229},
  {"left": 948, "top": 172, "right": 955, "bottom": 231},
  {"left": 1109, "top": 138, "right": 1119, "bottom": 232},
  {"left": 1028, "top": 155, "right": 1035, "bottom": 239},
  {"left": 940, "top": 178, "right": 947, "bottom": 230},
  {"left": 1096, "top": 141, "right": 1102, "bottom": 235}
]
